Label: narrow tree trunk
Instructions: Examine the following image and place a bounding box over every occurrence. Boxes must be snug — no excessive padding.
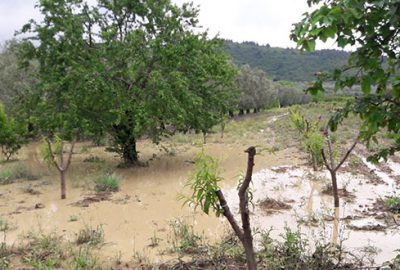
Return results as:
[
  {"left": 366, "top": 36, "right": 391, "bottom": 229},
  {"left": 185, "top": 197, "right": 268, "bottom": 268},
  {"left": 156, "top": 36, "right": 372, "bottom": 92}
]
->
[
  {"left": 330, "top": 170, "right": 339, "bottom": 208},
  {"left": 253, "top": 108, "right": 257, "bottom": 113},
  {"left": 229, "top": 110, "right": 234, "bottom": 118},
  {"left": 246, "top": 108, "right": 250, "bottom": 114},
  {"left": 239, "top": 109, "right": 244, "bottom": 115},
  {"left": 60, "top": 170, "right": 66, "bottom": 199},
  {"left": 203, "top": 132, "right": 207, "bottom": 144},
  {"left": 220, "top": 122, "right": 225, "bottom": 139},
  {"left": 312, "top": 153, "right": 318, "bottom": 171}
]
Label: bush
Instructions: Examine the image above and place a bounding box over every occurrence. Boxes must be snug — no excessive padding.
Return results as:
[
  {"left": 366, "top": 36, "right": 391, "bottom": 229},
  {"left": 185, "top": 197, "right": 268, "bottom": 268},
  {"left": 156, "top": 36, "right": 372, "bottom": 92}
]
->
[
  {"left": 0, "top": 104, "right": 24, "bottom": 161},
  {"left": 94, "top": 174, "right": 119, "bottom": 192},
  {"left": 384, "top": 196, "right": 400, "bottom": 213}
]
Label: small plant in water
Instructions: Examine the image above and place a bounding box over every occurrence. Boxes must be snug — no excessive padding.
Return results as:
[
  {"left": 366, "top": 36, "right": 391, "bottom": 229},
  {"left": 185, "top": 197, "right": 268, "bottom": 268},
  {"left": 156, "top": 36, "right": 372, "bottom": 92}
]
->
[
  {"left": 75, "top": 225, "right": 104, "bottom": 246},
  {"left": 68, "top": 215, "right": 79, "bottom": 222},
  {"left": 94, "top": 173, "right": 119, "bottom": 192},
  {"left": 384, "top": 196, "right": 400, "bottom": 213},
  {"left": 169, "top": 219, "right": 203, "bottom": 255}
]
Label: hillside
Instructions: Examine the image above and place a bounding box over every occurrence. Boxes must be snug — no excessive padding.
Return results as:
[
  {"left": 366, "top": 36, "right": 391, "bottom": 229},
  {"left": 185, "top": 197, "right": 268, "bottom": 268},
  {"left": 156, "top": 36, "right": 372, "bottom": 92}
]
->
[{"left": 225, "top": 40, "right": 350, "bottom": 82}]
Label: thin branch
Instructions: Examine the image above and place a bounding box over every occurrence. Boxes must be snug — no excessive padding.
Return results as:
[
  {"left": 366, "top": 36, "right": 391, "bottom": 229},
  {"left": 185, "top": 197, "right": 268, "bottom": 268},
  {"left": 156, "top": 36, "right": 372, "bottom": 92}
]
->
[
  {"left": 65, "top": 141, "right": 76, "bottom": 171},
  {"left": 45, "top": 138, "right": 62, "bottom": 172},
  {"left": 321, "top": 149, "right": 332, "bottom": 171},
  {"left": 334, "top": 138, "right": 359, "bottom": 171}
]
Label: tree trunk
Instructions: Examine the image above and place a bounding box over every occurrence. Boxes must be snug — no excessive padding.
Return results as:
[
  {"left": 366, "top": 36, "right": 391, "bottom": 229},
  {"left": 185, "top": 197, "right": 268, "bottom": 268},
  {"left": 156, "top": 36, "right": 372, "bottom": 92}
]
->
[
  {"left": 215, "top": 147, "right": 258, "bottom": 270},
  {"left": 312, "top": 153, "right": 318, "bottom": 171},
  {"left": 122, "top": 136, "right": 139, "bottom": 164},
  {"left": 240, "top": 147, "right": 257, "bottom": 270},
  {"left": 330, "top": 170, "right": 339, "bottom": 208},
  {"left": 246, "top": 108, "right": 250, "bottom": 114},
  {"left": 229, "top": 110, "right": 234, "bottom": 118},
  {"left": 239, "top": 109, "right": 244, "bottom": 115},
  {"left": 253, "top": 108, "right": 257, "bottom": 113},
  {"left": 60, "top": 170, "right": 66, "bottom": 199}
]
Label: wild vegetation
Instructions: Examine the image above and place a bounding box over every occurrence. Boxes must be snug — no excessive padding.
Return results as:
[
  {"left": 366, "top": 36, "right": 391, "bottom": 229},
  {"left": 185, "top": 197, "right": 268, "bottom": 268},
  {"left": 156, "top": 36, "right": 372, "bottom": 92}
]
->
[{"left": 0, "top": 0, "right": 398, "bottom": 269}]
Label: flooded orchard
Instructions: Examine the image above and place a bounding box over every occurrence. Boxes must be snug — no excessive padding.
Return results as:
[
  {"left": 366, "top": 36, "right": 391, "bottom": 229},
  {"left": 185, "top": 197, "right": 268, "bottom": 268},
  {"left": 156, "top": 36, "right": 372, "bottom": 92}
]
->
[{"left": 0, "top": 111, "right": 399, "bottom": 267}]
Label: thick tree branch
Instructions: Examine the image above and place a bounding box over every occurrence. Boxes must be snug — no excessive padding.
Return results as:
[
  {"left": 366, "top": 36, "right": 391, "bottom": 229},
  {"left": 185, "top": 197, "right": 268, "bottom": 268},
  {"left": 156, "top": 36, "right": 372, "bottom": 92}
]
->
[{"left": 215, "top": 190, "right": 244, "bottom": 241}]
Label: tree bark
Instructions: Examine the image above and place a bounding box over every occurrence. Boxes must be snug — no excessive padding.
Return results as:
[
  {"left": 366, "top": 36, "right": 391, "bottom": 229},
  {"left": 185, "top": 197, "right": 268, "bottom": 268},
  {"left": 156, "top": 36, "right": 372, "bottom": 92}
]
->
[
  {"left": 330, "top": 170, "right": 339, "bottom": 208},
  {"left": 60, "top": 170, "right": 66, "bottom": 199},
  {"left": 215, "top": 146, "right": 257, "bottom": 270},
  {"left": 239, "top": 147, "right": 257, "bottom": 270},
  {"left": 122, "top": 136, "right": 138, "bottom": 164},
  {"left": 239, "top": 109, "right": 244, "bottom": 115},
  {"left": 246, "top": 108, "right": 251, "bottom": 114}
]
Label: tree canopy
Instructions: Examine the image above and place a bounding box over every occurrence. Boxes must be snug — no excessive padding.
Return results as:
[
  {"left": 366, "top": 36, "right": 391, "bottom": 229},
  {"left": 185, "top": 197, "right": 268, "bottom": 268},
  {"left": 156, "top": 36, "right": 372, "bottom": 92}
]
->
[
  {"left": 19, "top": 0, "right": 236, "bottom": 164},
  {"left": 291, "top": 0, "right": 400, "bottom": 161}
]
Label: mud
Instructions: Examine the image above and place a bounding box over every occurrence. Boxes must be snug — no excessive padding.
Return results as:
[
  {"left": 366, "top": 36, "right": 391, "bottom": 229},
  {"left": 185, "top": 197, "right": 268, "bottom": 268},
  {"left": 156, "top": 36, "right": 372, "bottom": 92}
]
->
[{"left": 0, "top": 133, "right": 399, "bottom": 265}]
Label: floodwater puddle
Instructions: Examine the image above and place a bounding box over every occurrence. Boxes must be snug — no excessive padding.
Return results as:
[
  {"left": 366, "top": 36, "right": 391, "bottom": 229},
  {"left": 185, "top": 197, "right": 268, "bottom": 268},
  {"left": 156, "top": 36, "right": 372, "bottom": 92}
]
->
[
  {"left": 0, "top": 141, "right": 399, "bottom": 264},
  {"left": 220, "top": 154, "right": 400, "bottom": 264}
]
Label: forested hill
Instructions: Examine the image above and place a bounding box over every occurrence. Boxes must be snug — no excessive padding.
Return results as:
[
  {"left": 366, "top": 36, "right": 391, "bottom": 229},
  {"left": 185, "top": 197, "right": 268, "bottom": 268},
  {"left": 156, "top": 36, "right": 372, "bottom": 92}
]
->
[{"left": 224, "top": 40, "right": 350, "bottom": 82}]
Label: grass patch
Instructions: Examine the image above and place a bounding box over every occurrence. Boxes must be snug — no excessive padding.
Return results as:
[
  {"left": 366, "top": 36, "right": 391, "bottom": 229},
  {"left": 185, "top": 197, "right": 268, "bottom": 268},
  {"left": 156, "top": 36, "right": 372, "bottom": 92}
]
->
[
  {"left": 75, "top": 225, "right": 104, "bottom": 246},
  {"left": 169, "top": 219, "right": 204, "bottom": 255},
  {"left": 0, "top": 163, "right": 38, "bottom": 185},
  {"left": 94, "top": 174, "right": 119, "bottom": 192}
]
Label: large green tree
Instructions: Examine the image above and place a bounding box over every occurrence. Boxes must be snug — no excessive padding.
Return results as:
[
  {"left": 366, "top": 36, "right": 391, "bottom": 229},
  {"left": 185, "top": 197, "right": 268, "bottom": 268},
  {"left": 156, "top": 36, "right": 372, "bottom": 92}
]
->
[
  {"left": 291, "top": 0, "right": 400, "bottom": 161},
  {"left": 19, "top": 0, "right": 236, "bottom": 167}
]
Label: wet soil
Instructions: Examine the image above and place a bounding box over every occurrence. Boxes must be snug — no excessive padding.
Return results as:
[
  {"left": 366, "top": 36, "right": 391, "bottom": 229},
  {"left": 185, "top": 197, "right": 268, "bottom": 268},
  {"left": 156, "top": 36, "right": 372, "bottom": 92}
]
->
[{"left": 0, "top": 113, "right": 399, "bottom": 265}]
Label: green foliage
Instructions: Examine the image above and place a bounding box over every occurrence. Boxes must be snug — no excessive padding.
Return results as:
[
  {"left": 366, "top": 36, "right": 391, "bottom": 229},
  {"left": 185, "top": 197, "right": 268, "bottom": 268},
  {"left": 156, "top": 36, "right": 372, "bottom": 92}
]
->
[
  {"left": 22, "top": 233, "right": 64, "bottom": 269},
  {"left": 291, "top": 0, "right": 400, "bottom": 161},
  {"left": 0, "top": 39, "right": 38, "bottom": 113},
  {"left": 236, "top": 65, "right": 278, "bottom": 112},
  {"left": 169, "top": 219, "right": 203, "bottom": 255},
  {"left": 384, "top": 196, "right": 400, "bottom": 213},
  {"left": 19, "top": 0, "right": 237, "bottom": 164},
  {"left": 70, "top": 248, "right": 98, "bottom": 270},
  {"left": 258, "top": 227, "right": 338, "bottom": 270},
  {"left": 39, "top": 136, "right": 61, "bottom": 167},
  {"left": 225, "top": 40, "right": 349, "bottom": 82},
  {"left": 183, "top": 151, "right": 223, "bottom": 216},
  {"left": 0, "top": 103, "right": 24, "bottom": 161},
  {"left": 290, "top": 107, "right": 324, "bottom": 168},
  {"left": 94, "top": 174, "right": 120, "bottom": 193}
]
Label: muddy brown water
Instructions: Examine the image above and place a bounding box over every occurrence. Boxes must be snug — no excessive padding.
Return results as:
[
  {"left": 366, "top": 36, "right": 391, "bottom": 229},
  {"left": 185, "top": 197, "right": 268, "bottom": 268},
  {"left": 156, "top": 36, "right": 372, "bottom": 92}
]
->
[
  {"left": 0, "top": 138, "right": 399, "bottom": 265},
  {"left": 0, "top": 140, "right": 300, "bottom": 263}
]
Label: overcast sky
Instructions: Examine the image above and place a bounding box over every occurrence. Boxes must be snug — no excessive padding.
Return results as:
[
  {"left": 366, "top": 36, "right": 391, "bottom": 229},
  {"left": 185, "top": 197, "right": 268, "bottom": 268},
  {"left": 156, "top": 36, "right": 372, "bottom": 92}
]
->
[{"left": 0, "top": 0, "right": 335, "bottom": 49}]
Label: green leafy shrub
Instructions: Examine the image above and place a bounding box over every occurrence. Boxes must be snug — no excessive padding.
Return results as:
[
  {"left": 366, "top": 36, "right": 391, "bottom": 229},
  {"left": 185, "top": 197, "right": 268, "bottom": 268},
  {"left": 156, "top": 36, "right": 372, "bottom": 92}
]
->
[
  {"left": 94, "top": 174, "right": 119, "bottom": 192},
  {"left": 182, "top": 151, "right": 223, "bottom": 215},
  {"left": 0, "top": 104, "right": 24, "bottom": 161},
  {"left": 384, "top": 196, "right": 400, "bottom": 213}
]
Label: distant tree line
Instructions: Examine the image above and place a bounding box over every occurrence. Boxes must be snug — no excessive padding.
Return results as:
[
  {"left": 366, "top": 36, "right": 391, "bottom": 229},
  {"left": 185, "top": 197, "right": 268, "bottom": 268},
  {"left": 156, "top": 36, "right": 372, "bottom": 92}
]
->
[{"left": 225, "top": 40, "right": 350, "bottom": 82}]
